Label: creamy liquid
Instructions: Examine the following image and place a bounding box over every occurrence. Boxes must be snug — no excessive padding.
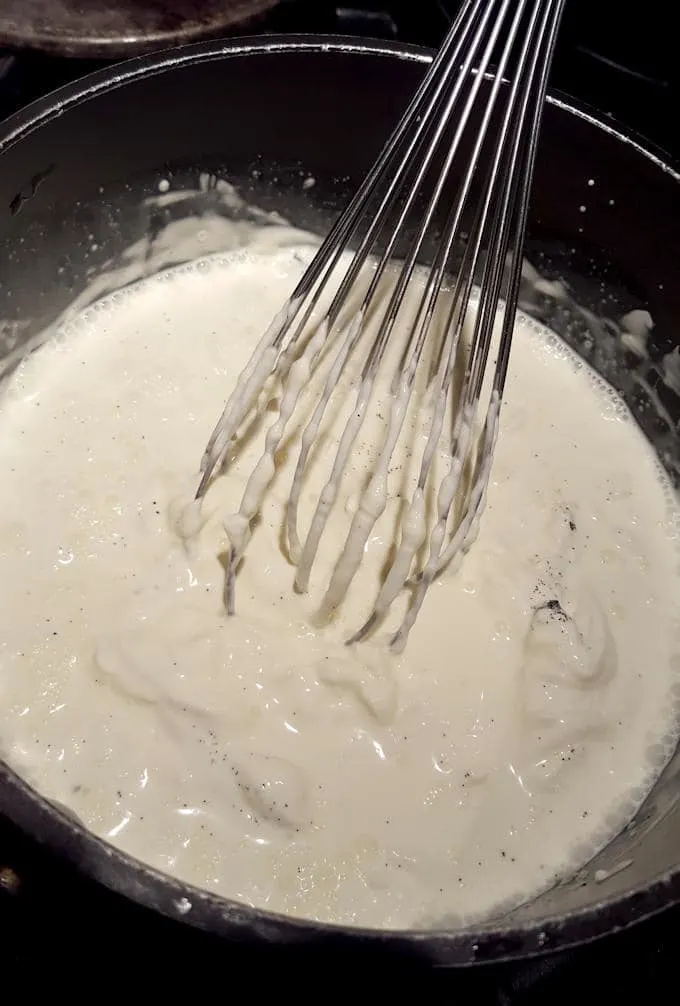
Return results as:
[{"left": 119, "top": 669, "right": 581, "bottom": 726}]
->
[{"left": 0, "top": 232, "right": 679, "bottom": 930}]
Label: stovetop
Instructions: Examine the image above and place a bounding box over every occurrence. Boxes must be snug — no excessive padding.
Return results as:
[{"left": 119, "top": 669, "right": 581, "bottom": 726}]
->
[
  {"left": 1, "top": 0, "right": 679, "bottom": 990},
  {"left": 0, "top": 0, "right": 677, "bottom": 158}
]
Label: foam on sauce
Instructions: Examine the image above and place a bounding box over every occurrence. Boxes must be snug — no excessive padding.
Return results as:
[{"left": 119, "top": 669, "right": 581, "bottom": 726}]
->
[{"left": 0, "top": 234, "right": 679, "bottom": 930}]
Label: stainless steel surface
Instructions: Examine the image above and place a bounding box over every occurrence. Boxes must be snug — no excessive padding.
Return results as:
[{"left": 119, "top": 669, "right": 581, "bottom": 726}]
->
[{"left": 197, "top": 1, "right": 565, "bottom": 647}]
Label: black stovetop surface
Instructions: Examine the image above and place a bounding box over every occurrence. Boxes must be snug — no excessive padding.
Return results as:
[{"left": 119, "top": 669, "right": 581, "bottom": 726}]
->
[{"left": 1, "top": 0, "right": 679, "bottom": 990}]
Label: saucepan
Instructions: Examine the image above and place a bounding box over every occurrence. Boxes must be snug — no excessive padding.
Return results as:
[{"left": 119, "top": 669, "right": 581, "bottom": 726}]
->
[{"left": 0, "top": 37, "right": 679, "bottom": 966}]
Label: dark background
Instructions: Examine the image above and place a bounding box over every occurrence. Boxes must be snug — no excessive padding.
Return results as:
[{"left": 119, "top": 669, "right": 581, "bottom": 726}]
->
[
  {"left": 0, "top": 0, "right": 678, "bottom": 161},
  {"left": 0, "top": 0, "right": 678, "bottom": 996}
]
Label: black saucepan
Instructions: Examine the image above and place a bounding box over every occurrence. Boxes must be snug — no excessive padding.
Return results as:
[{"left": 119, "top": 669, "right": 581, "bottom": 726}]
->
[{"left": 0, "top": 37, "right": 679, "bottom": 966}]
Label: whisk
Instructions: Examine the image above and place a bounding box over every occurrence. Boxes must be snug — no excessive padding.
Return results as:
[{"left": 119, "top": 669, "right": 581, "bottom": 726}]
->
[{"left": 195, "top": 0, "right": 566, "bottom": 651}]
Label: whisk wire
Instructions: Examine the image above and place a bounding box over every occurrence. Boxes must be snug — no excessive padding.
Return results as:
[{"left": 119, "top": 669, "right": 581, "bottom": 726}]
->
[
  {"left": 196, "top": 0, "right": 485, "bottom": 494},
  {"left": 196, "top": 0, "right": 567, "bottom": 647},
  {"left": 208, "top": 0, "right": 516, "bottom": 603},
  {"left": 390, "top": 0, "right": 566, "bottom": 649},
  {"left": 316, "top": 0, "right": 530, "bottom": 623},
  {"left": 289, "top": 0, "right": 539, "bottom": 607}
]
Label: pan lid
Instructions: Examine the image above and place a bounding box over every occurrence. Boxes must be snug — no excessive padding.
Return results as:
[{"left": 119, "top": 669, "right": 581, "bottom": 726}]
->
[{"left": 0, "top": 0, "right": 280, "bottom": 59}]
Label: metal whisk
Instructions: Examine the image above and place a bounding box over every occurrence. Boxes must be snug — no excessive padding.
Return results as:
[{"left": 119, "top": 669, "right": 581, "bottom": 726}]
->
[{"left": 196, "top": 0, "right": 566, "bottom": 651}]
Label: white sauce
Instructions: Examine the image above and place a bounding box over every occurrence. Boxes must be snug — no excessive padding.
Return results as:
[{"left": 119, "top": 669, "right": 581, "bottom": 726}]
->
[{"left": 0, "top": 231, "right": 679, "bottom": 930}]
